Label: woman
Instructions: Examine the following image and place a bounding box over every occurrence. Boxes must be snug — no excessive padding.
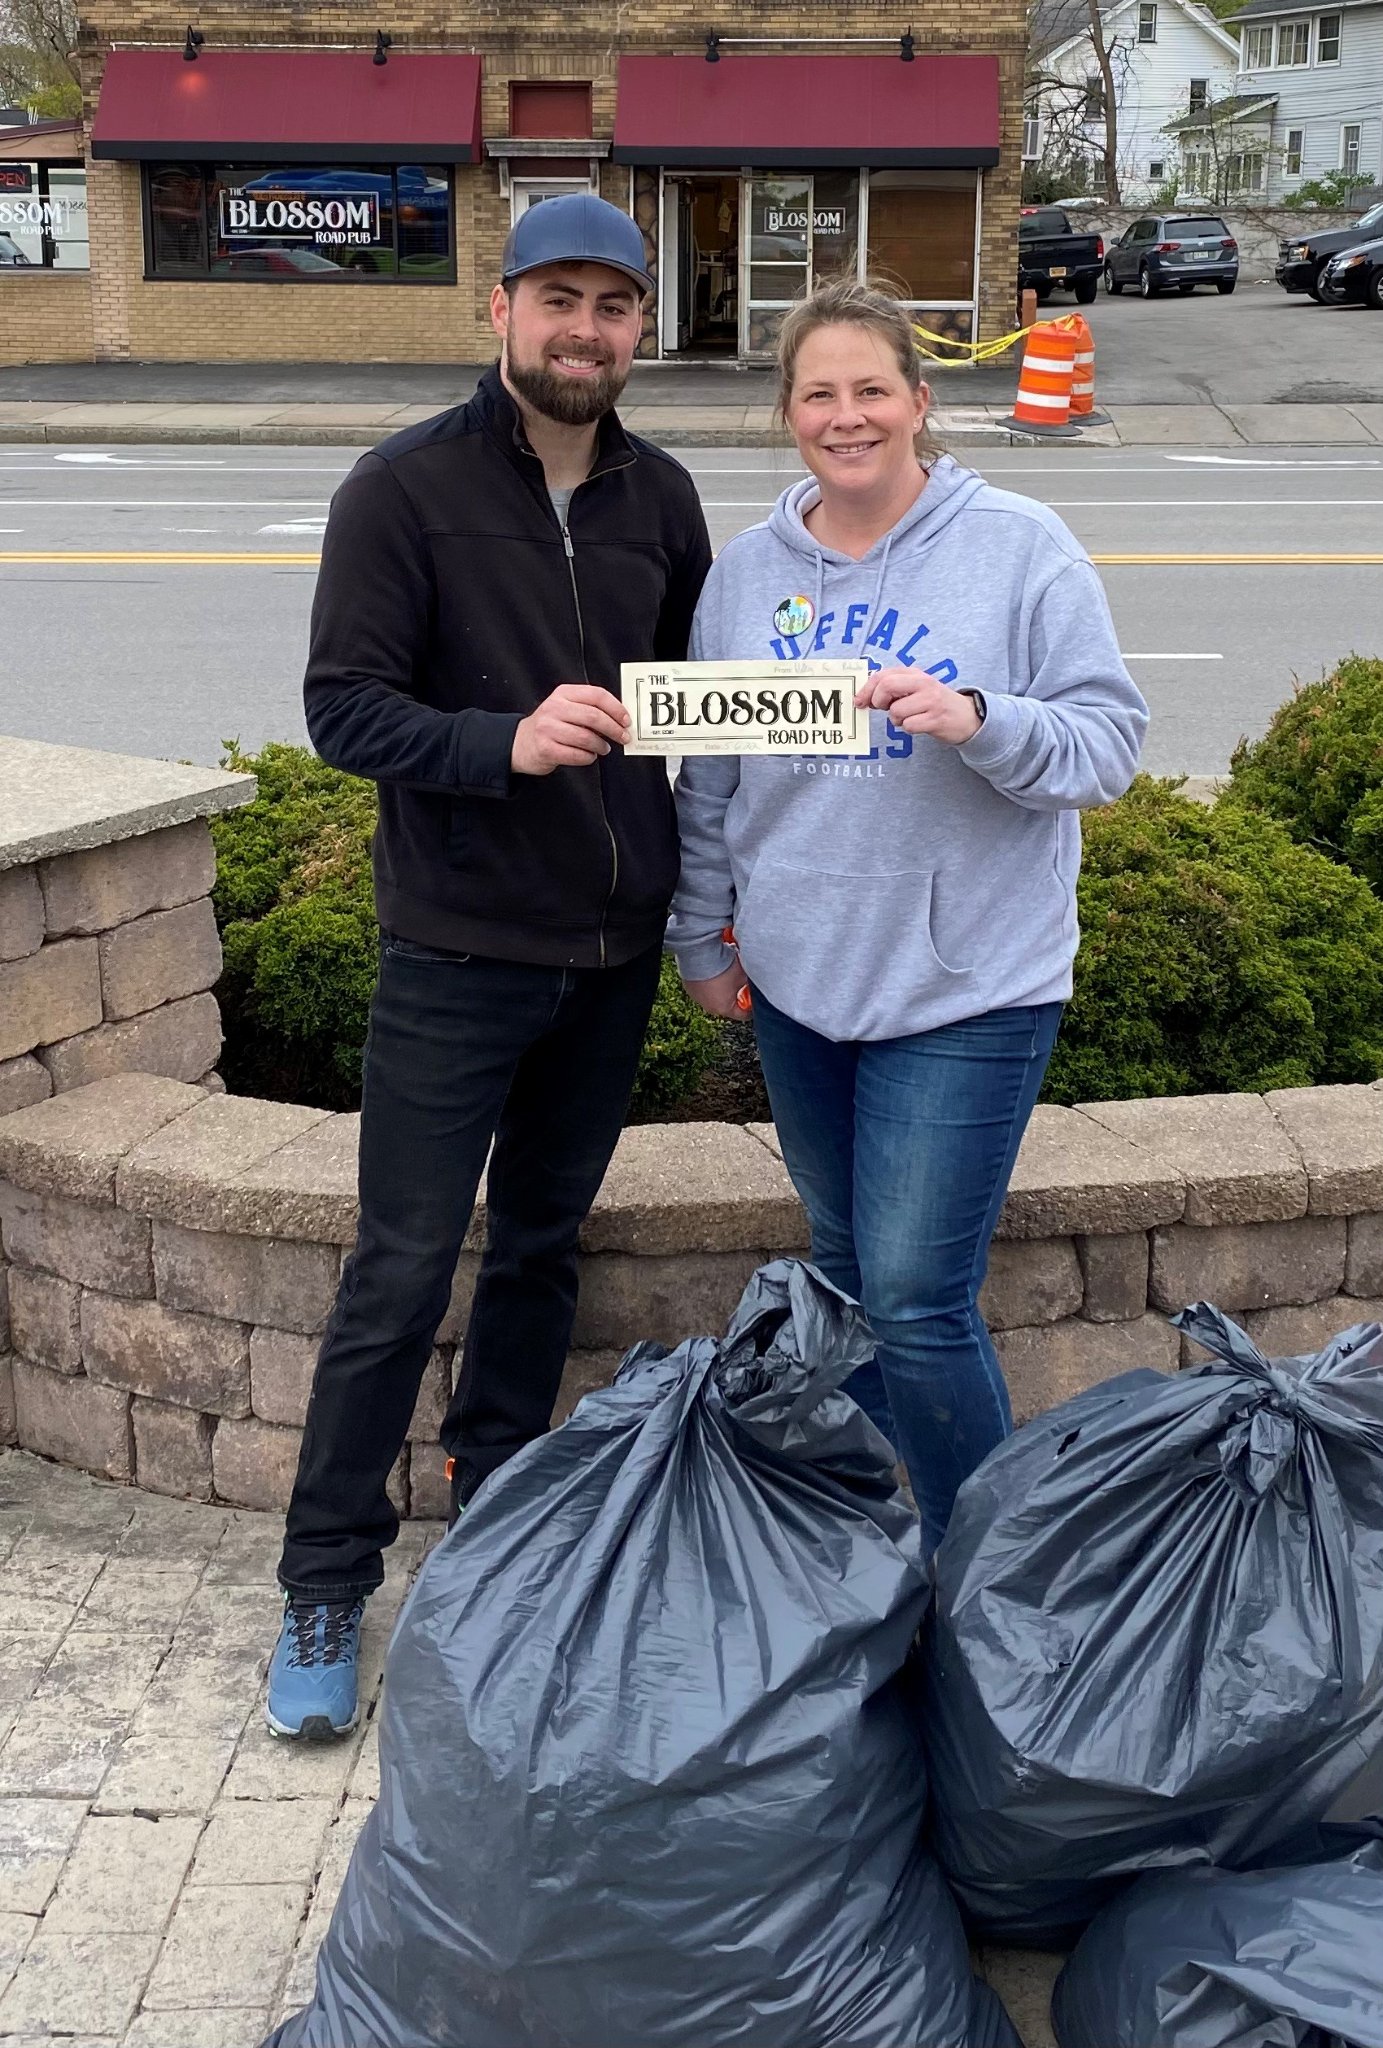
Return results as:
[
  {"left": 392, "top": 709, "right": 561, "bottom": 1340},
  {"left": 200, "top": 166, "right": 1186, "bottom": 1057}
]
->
[{"left": 668, "top": 278, "right": 1148, "bottom": 1552}]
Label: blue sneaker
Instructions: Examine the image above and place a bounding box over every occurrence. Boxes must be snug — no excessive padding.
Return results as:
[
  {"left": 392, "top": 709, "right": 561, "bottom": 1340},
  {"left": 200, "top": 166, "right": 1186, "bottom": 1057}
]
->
[{"left": 265, "top": 1596, "right": 365, "bottom": 1741}]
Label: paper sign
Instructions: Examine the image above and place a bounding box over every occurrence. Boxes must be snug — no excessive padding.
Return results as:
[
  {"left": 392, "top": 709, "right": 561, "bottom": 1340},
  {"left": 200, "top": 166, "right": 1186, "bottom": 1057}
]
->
[{"left": 621, "top": 660, "right": 870, "bottom": 756}]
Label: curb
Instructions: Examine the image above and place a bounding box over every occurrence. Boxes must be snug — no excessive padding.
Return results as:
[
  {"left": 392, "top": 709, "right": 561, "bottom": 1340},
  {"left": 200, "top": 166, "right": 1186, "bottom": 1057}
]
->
[{"left": 0, "top": 418, "right": 1124, "bottom": 450}]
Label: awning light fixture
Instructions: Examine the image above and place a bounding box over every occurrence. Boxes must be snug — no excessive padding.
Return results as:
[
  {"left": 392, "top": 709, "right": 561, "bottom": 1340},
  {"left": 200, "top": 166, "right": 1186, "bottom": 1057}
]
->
[
  {"left": 373, "top": 30, "right": 392, "bottom": 66},
  {"left": 900, "top": 26, "right": 916, "bottom": 61},
  {"left": 704, "top": 31, "right": 720, "bottom": 63},
  {"left": 182, "top": 24, "right": 204, "bottom": 61}
]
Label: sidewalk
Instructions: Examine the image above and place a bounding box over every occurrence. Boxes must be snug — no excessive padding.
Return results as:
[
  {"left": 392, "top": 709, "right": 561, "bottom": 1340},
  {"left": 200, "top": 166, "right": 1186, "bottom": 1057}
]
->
[
  {"left": 0, "top": 1447, "right": 1061, "bottom": 2046},
  {"left": 1, "top": 360, "right": 1380, "bottom": 449}
]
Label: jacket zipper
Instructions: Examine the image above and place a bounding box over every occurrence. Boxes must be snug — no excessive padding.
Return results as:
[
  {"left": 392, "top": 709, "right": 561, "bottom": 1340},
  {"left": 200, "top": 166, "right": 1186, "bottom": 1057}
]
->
[{"left": 560, "top": 460, "right": 632, "bottom": 969}]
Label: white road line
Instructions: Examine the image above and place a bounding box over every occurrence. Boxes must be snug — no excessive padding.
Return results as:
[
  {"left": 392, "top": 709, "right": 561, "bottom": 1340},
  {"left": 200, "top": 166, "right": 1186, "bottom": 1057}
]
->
[
  {"left": 1037, "top": 498, "right": 1383, "bottom": 508},
  {"left": 1165, "top": 455, "right": 1383, "bottom": 469},
  {"left": 0, "top": 499, "right": 331, "bottom": 508},
  {"left": 1123, "top": 652, "right": 1223, "bottom": 660}
]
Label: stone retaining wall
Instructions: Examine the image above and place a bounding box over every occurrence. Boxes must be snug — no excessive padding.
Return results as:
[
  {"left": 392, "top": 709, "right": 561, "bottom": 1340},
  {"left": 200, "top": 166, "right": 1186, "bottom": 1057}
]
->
[
  {"left": 2, "top": 1070, "right": 1381, "bottom": 1517},
  {"left": 0, "top": 738, "right": 254, "bottom": 1116}
]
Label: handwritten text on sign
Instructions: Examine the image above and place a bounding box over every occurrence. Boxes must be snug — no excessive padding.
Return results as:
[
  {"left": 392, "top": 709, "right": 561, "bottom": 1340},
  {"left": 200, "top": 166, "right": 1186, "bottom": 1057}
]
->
[{"left": 621, "top": 661, "right": 870, "bottom": 756}]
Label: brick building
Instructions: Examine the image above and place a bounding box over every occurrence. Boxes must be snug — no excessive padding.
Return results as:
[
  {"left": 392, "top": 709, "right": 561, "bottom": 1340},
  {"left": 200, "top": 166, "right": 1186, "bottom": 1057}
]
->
[{"left": 1, "top": 2, "right": 1026, "bottom": 369}]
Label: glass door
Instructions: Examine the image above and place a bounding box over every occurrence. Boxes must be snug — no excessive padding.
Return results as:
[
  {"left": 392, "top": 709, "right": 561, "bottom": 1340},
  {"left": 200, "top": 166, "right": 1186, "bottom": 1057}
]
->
[{"left": 741, "top": 174, "right": 812, "bottom": 357}]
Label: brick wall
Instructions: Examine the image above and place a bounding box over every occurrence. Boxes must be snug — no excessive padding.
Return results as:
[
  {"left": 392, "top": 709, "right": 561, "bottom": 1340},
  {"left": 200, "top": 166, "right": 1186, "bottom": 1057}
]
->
[
  {"left": 75, "top": 0, "right": 1026, "bottom": 360},
  {"left": 0, "top": 271, "right": 94, "bottom": 367}
]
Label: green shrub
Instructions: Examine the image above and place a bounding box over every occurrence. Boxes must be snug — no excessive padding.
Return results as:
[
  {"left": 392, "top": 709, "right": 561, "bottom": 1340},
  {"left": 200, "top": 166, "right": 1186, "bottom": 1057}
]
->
[
  {"left": 1223, "top": 655, "right": 1383, "bottom": 893},
  {"left": 210, "top": 742, "right": 720, "bottom": 1115},
  {"left": 1044, "top": 776, "right": 1383, "bottom": 1103}
]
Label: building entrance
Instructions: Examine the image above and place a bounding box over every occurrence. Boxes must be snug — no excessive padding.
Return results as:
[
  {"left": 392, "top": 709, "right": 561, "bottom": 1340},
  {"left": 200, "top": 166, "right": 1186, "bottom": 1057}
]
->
[{"left": 660, "top": 174, "right": 739, "bottom": 355}]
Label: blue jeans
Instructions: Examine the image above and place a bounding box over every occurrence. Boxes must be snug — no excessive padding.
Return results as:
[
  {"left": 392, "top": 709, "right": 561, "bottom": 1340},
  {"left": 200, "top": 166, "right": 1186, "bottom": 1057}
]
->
[{"left": 751, "top": 991, "right": 1063, "bottom": 1553}]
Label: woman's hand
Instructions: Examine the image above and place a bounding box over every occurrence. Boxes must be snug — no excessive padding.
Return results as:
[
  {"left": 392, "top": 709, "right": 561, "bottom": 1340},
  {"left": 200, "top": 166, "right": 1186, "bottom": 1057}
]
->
[
  {"left": 856, "top": 670, "right": 983, "bottom": 747},
  {"left": 683, "top": 961, "right": 750, "bottom": 1019}
]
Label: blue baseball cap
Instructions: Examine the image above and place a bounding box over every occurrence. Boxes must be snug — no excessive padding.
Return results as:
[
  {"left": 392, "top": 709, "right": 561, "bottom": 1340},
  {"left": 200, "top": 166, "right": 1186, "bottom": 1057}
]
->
[{"left": 501, "top": 192, "right": 655, "bottom": 296}]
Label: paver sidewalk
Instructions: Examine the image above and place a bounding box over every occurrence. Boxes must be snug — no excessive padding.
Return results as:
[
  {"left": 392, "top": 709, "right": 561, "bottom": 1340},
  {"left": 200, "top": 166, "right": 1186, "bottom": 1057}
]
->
[{"left": 0, "top": 1448, "right": 1058, "bottom": 2046}]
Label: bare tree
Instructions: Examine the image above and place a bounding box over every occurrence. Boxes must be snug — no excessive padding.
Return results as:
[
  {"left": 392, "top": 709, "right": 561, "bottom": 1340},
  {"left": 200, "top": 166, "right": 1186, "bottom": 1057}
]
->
[
  {"left": 1086, "top": 0, "right": 1122, "bottom": 203},
  {"left": 1026, "top": 0, "right": 1127, "bottom": 204},
  {"left": 0, "top": 0, "right": 81, "bottom": 116}
]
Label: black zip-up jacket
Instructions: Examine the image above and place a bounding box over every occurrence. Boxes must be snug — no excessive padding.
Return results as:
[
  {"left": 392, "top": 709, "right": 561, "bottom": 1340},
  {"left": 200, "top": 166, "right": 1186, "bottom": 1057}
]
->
[{"left": 303, "top": 366, "right": 712, "bottom": 968}]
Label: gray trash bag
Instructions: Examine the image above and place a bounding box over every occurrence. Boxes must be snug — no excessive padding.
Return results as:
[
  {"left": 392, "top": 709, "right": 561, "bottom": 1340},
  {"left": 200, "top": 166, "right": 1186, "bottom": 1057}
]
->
[
  {"left": 267, "top": 1259, "right": 1018, "bottom": 2048},
  {"left": 1052, "top": 1836, "right": 1383, "bottom": 2048},
  {"left": 924, "top": 1302, "right": 1383, "bottom": 1947}
]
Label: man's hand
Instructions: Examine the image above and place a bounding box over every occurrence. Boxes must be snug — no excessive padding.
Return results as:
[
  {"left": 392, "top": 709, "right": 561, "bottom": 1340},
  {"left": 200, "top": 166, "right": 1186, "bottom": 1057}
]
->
[
  {"left": 856, "top": 669, "right": 982, "bottom": 747},
  {"left": 684, "top": 961, "right": 750, "bottom": 1019},
  {"left": 512, "top": 685, "right": 631, "bottom": 776}
]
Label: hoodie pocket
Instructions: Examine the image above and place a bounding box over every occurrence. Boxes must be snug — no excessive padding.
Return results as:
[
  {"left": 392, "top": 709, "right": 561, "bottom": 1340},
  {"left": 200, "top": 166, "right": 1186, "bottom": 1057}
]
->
[{"left": 734, "top": 857, "right": 974, "bottom": 1040}]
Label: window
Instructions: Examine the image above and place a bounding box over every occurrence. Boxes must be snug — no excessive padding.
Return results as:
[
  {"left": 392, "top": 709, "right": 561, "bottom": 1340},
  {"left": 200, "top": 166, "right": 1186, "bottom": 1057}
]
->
[
  {"left": 1242, "top": 24, "right": 1274, "bottom": 66},
  {"left": 1083, "top": 76, "right": 1106, "bottom": 122},
  {"left": 509, "top": 82, "right": 593, "bottom": 137},
  {"left": 1285, "top": 126, "right": 1305, "bottom": 174},
  {"left": 1181, "top": 150, "right": 1212, "bottom": 196},
  {"left": 1168, "top": 215, "right": 1230, "bottom": 237},
  {"left": 0, "top": 161, "right": 89, "bottom": 269},
  {"left": 1149, "top": 158, "right": 1165, "bottom": 178},
  {"left": 1022, "top": 113, "right": 1043, "bottom": 160},
  {"left": 867, "top": 170, "right": 977, "bottom": 303},
  {"left": 1316, "top": 12, "right": 1341, "bottom": 61},
  {"left": 1188, "top": 78, "right": 1208, "bottom": 112},
  {"left": 1341, "top": 124, "right": 1362, "bottom": 177},
  {"left": 143, "top": 163, "right": 454, "bottom": 282},
  {"left": 1138, "top": 2, "right": 1158, "bottom": 40},
  {"left": 1228, "top": 149, "right": 1266, "bottom": 193},
  {"left": 1276, "top": 20, "right": 1311, "bottom": 64}
]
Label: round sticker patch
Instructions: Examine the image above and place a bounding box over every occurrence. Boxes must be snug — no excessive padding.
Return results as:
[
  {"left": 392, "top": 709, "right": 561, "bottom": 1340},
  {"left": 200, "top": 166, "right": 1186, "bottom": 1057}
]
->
[{"left": 773, "top": 594, "right": 815, "bottom": 639}]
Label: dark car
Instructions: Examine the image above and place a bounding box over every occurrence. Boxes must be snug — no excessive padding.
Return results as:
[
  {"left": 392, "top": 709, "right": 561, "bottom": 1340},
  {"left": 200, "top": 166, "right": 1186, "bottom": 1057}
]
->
[
  {"left": 1277, "top": 202, "right": 1383, "bottom": 301},
  {"left": 0, "top": 231, "right": 30, "bottom": 265},
  {"left": 1104, "top": 213, "right": 1239, "bottom": 297},
  {"left": 1018, "top": 206, "right": 1105, "bottom": 304},
  {"left": 1319, "top": 233, "right": 1383, "bottom": 309}
]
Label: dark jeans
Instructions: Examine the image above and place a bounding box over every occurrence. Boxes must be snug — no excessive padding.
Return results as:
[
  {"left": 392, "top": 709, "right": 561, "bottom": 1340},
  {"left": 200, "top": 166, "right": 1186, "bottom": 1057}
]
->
[
  {"left": 751, "top": 990, "right": 1063, "bottom": 1554},
  {"left": 278, "top": 934, "right": 663, "bottom": 1600}
]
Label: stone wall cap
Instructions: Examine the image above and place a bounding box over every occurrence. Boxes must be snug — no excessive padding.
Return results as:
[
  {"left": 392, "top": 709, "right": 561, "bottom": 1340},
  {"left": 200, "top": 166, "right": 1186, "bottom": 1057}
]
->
[
  {"left": 0, "top": 735, "right": 254, "bottom": 872},
  {"left": 1264, "top": 1084, "right": 1383, "bottom": 1217},
  {"left": 0, "top": 1072, "right": 204, "bottom": 1204},
  {"left": 996, "top": 1104, "right": 1186, "bottom": 1239},
  {"left": 1079, "top": 1092, "right": 1308, "bottom": 1226},
  {"left": 117, "top": 1094, "right": 332, "bottom": 1228},
  {"left": 203, "top": 1112, "right": 361, "bottom": 1244},
  {"left": 581, "top": 1123, "right": 809, "bottom": 1255}
]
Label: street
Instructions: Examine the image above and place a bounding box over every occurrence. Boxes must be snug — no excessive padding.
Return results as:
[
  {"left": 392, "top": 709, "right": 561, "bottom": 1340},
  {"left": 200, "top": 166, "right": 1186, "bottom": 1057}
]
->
[{"left": 1, "top": 436, "right": 1379, "bottom": 777}]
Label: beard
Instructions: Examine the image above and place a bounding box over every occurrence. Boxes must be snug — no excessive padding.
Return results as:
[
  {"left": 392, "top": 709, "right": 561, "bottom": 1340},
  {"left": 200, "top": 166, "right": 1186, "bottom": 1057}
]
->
[{"left": 505, "top": 345, "right": 629, "bottom": 426}]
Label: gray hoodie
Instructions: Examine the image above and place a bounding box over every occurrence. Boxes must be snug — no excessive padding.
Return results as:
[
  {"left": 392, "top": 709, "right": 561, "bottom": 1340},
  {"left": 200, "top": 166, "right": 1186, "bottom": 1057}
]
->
[{"left": 667, "top": 457, "right": 1148, "bottom": 1042}]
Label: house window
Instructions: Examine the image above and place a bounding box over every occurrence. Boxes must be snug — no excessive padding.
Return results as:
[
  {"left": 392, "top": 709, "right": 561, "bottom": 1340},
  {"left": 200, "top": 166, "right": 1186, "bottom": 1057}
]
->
[
  {"left": 1242, "top": 24, "right": 1274, "bottom": 66},
  {"left": 1138, "top": 2, "right": 1158, "bottom": 41},
  {"left": 1022, "top": 113, "right": 1043, "bottom": 161},
  {"left": 509, "top": 82, "right": 594, "bottom": 138},
  {"left": 143, "top": 163, "right": 455, "bottom": 282},
  {"left": 1341, "top": 124, "right": 1362, "bottom": 177},
  {"left": 1276, "top": 20, "right": 1311, "bottom": 65},
  {"left": 1149, "top": 158, "right": 1165, "bottom": 179},
  {"left": 1316, "top": 12, "right": 1341, "bottom": 61},
  {"left": 0, "top": 161, "right": 89, "bottom": 269},
  {"left": 1083, "top": 76, "right": 1106, "bottom": 122},
  {"left": 1188, "top": 78, "right": 1208, "bottom": 111},
  {"left": 1285, "top": 126, "right": 1305, "bottom": 174},
  {"left": 1228, "top": 149, "right": 1266, "bottom": 194}
]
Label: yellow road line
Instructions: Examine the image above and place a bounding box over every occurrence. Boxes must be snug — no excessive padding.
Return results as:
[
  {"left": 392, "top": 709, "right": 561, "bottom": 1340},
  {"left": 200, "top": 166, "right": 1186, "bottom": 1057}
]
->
[{"left": 0, "top": 549, "right": 1380, "bottom": 567}]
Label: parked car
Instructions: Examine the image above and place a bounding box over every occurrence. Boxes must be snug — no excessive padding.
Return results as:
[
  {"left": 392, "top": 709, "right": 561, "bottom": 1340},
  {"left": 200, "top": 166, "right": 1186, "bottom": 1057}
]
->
[
  {"left": 0, "top": 231, "right": 30, "bottom": 265},
  {"left": 1104, "top": 214, "right": 1239, "bottom": 298},
  {"left": 1319, "top": 233, "right": 1383, "bottom": 309},
  {"left": 1018, "top": 207, "right": 1104, "bottom": 305},
  {"left": 1276, "top": 202, "right": 1383, "bottom": 303}
]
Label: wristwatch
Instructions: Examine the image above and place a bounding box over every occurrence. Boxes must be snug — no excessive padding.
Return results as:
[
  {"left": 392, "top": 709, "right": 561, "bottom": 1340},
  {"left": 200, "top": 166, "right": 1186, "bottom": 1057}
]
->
[{"left": 961, "top": 689, "right": 988, "bottom": 725}]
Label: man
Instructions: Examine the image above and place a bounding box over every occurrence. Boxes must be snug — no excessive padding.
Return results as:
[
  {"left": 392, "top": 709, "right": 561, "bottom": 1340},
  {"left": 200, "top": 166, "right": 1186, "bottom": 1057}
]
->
[{"left": 267, "top": 194, "right": 712, "bottom": 1741}]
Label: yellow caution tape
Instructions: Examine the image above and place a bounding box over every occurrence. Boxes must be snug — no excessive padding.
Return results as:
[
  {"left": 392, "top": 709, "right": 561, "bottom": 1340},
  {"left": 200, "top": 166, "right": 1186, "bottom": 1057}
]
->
[{"left": 912, "top": 312, "right": 1084, "bottom": 366}]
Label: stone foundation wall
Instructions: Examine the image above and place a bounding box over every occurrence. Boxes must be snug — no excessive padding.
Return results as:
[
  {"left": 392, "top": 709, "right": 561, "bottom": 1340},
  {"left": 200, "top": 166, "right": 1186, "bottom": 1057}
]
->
[
  {"left": 2, "top": 1070, "right": 1380, "bottom": 1517},
  {"left": 0, "top": 738, "right": 254, "bottom": 1116}
]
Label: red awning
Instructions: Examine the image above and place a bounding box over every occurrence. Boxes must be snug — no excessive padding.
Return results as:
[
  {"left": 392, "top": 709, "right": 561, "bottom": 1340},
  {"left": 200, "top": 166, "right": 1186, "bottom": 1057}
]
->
[
  {"left": 90, "top": 49, "right": 483, "bottom": 164},
  {"left": 612, "top": 54, "right": 1000, "bottom": 169}
]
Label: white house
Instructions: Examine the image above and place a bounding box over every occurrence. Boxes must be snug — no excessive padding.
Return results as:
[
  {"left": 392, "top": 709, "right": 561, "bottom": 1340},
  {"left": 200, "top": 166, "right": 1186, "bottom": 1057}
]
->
[
  {"left": 1027, "top": 0, "right": 1241, "bottom": 200},
  {"left": 1168, "top": 0, "right": 1382, "bottom": 200}
]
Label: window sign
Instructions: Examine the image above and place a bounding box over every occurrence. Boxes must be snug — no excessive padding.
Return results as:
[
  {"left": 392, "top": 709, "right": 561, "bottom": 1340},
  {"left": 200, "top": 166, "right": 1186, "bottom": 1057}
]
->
[
  {"left": 0, "top": 165, "right": 35, "bottom": 194},
  {"left": 218, "top": 184, "right": 381, "bottom": 246}
]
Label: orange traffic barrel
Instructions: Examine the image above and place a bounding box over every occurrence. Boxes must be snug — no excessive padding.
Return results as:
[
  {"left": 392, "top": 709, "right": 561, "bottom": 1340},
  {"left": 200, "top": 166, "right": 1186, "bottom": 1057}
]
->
[
  {"left": 1003, "top": 318, "right": 1080, "bottom": 439},
  {"left": 1068, "top": 314, "right": 1095, "bottom": 417}
]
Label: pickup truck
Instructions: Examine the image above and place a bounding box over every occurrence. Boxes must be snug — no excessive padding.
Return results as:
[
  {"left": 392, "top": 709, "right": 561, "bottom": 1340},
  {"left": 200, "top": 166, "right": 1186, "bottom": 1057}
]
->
[
  {"left": 1018, "top": 206, "right": 1105, "bottom": 304},
  {"left": 1276, "top": 201, "right": 1383, "bottom": 301}
]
